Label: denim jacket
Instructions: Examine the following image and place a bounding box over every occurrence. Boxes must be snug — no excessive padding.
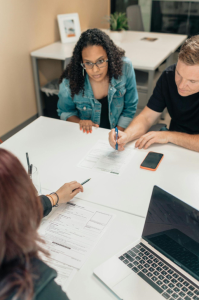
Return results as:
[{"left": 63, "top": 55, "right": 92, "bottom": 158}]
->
[{"left": 57, "top": 57, "right": 138, "bottom": 129}]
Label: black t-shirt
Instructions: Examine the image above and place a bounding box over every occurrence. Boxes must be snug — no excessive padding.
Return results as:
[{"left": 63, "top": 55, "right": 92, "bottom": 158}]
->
[
  {"left": 97, "top": 96, "right": 110, "bottom": 129},
  {"left": 147, "top": 64, "right": 199, "bottom": 134}
]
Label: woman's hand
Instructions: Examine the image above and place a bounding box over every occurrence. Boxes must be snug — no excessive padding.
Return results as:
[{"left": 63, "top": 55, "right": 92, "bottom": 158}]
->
[
  {"left": 79, "top": 120, "right": 99, "bottom": 133},
  {"left": 56, "top": 181, "right": 83, "bottom": 204},
  {"left": 48, "top": 181, "right": 83, "bottom": 206}
]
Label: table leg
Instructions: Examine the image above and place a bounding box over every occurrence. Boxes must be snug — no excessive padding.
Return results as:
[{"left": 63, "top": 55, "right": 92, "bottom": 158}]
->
[
  {"left": 147, "top": 70, "right": 155, "bottom": 101},
  {"left": 165, "top": 53, "right": 173, "bottom": 69},
  {"left": 63, "top": 57, "right": 72, "bottom": 69},
  {"left": 31, "top": 56, "right": 43, "bottom": 116}
]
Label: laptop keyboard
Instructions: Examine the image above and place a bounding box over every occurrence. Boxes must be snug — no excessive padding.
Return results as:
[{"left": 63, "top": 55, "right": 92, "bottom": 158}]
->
[{"left": 119, "top": 242, "right": 199, "bottom": 300}]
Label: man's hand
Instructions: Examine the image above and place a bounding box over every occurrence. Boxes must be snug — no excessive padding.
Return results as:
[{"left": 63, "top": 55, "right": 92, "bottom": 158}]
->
[
  {"left": 79, "top": 120, "right": 99, "bottom": 133},
  {"left": 109, "top": 129, "right": 128, "bottom": 151},
  {"left": 135, "top": 131, "right": 169, "bottom": 149}
]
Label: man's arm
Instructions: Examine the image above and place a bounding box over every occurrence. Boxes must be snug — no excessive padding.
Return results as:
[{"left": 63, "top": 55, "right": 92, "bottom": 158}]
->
[
  {"left": 117, "top": 126, "right": 124, "bottom": 132},
  {"left": 168, "top": 132, "right": 199, "bottom": 152},
  {"left": 109, "top": 107, "right": 161, "bottom": 150},
  {"left": 134, "top": 129, "right": 199, "bottom": 152},
  {"left": 124, "top": 107, "right": 161, "bottom": 142}
]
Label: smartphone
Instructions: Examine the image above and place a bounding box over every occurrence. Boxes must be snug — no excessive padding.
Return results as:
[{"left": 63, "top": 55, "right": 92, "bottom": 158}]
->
[{"left": 140, "top": 151, "right": 164, "bottom": 171}]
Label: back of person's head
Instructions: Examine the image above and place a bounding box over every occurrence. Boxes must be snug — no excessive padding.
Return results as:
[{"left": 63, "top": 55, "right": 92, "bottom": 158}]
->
[
  {"left": 60, "top": 28, "right": 125, "bottom": 98},
  {"left": 0, "top": 149, "right": 45, "bottom": 300},
  {"left": 179, "top": 35, "right": 199, "bottom": 65}
]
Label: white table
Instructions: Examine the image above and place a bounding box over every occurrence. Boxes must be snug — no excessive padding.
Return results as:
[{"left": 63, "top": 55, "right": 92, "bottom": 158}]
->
[
  {"left": 0, "top": 117, "right": 145, "bottom": 300},
  {"left": 64, "top": 199, "right": 144, "bottom": 300},
  {"left": 2, "top": 117, "right": 199, "bottom": 219},
  {"left": 2, "top": 116, "right": 199, "bottom": 299},
  {"left": 31, "top": 31, "right": 187, "bottom": 116}
]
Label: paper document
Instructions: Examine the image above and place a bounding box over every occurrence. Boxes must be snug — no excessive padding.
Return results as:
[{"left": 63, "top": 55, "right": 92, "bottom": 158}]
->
[
  {"left": 39, "top": 201, "right": 114, "bottom": 269},
  {"left": 78, "top": 140, "right": 135, "bottom": 175}
]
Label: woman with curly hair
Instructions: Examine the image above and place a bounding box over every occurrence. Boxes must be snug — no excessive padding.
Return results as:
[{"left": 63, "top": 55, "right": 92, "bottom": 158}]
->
[{"left": 57, "top": 28, "right": 138, "bottom": 134}]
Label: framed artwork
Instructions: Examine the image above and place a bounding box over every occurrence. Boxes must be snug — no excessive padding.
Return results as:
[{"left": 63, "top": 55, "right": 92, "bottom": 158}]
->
[{"left": 57, "top": 13, "right": 81, "bottom": 44}]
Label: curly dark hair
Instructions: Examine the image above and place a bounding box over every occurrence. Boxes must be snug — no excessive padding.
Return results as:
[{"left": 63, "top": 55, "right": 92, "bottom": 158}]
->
[{"left": 59, "top": 28, "right": 125, "bottom": 98}]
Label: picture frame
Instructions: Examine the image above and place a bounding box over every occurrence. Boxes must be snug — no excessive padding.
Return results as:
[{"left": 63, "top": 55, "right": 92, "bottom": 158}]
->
[{"left": 57, "top": 13, "right": 81, "bottom": 44}]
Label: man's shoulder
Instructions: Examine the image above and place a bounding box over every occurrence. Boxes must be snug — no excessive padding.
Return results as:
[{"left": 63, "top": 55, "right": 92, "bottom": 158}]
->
[
  {"left": 158, "top": 64, "right": 176, "bottom": 85},
  {"left": 164, "top": 64, "right": 176, "bottom": 74}
]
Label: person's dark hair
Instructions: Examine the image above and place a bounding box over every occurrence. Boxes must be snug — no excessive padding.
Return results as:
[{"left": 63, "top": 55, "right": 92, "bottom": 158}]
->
[
  {"left": 0, "top": 149, "right": 47, "bottom": 300},
  {"left": 179, "top": 35, "right": 199, "bottom": 65},
  {"left": 59, "top": 28, "right": 125, "bottom": 98}
]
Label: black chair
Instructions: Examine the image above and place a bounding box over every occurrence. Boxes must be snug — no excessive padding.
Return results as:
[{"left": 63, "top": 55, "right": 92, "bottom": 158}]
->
[
  {"left": 126, "top": 5, "right": 144, "bottom": 31},
  {"left": 148, "top": 123, "right": 167, "bottom": 132}
]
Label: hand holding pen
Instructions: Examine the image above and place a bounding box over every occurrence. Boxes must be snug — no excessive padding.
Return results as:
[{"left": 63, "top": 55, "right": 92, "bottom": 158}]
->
[
  {"left": 109, "top": 128, "right": 128, "bottom": 151},
  {"left": 115, "top": 127, "right": 118, "bottom": 150},
  {"left": 48, "top": 179, "right": 89, "bottom": 206},
  {"left": 56, "top": 181, "right": 84, "bottom": 204}
]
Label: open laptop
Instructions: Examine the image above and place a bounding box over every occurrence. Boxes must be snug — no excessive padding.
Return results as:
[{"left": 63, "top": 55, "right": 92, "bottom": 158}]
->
[{"left": 94, "top": 186, "right": 199, "bottom": 300}]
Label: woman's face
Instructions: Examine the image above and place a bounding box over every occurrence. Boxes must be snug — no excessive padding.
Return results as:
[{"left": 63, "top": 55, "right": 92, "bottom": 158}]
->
[{"left": 82, "top": 45, "right": 108, "bottom": 82}]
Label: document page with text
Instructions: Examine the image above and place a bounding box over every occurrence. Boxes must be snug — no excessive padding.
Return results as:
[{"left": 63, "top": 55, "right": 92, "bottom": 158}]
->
[
  {"left": 39, "top": 202, "right": 114, "bottom": 269},
  {"left": 78, "top": 140, "right": 135, "bottom": 175}
]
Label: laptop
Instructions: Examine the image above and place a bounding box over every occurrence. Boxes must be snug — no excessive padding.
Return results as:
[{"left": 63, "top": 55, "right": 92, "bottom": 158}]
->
[{"left": 94, "top": 186, "right": 199, "bottom": 300}]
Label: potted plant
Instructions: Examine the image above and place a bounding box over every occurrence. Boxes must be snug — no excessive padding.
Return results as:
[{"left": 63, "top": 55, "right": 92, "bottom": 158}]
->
[{"left": 108, "top": 12, "right": 128, "bottom": 42}]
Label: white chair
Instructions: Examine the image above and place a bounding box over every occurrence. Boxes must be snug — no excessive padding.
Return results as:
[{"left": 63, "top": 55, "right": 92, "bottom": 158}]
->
[{"left": 126, "top": 5, "right": 144, "bottom": 31}]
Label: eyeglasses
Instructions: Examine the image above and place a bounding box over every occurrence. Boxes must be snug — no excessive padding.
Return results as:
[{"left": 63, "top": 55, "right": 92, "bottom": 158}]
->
[{"left": 81, "top": 59, "right": 108, "bottom": 70}]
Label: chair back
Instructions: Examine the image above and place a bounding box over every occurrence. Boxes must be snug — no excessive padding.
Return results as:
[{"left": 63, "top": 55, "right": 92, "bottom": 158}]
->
[{"left": 126, "top": 5, "right": 144, "bottom": 31}]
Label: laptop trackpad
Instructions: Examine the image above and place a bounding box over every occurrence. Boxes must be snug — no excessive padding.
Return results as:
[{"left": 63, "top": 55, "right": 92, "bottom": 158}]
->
[{"left": 113, "top": 272, "right": 162, "bottom": 300}]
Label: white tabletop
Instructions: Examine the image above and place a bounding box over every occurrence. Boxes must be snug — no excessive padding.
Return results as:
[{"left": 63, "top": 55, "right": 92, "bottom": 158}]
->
[
  {"left": 103, "top": 30, "right": 187, "bottom": 53},
  {"left": 31, "top": 41, "right": 76, "bottom": 60},
  {"left": 30, "top": 31, "right": 187, "bottom": 71},
  {"left": 2, "top": 117, "right": 199, "bottom": 219},
  {"left": 64, "top": 198, "right": 144, "bottom": 300}
]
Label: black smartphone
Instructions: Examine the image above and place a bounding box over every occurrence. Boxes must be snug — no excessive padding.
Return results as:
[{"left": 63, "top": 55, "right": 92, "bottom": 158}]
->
[{"left": 140, "top": 151, "right": 164, "bottom": 171}]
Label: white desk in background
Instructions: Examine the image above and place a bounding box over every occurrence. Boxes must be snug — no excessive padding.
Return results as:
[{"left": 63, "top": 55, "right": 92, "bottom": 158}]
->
[
  {"left": 30, "top": 31, "right": 187, "bottom": 116},
  {"left": 2, "top": 117, "right": 199, "bottom": 219}
]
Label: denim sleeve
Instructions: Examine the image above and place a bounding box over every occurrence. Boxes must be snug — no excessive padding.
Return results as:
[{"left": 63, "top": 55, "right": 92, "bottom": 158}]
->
[
  {"left": 57, "top": 80, "right": 79, "bottom": 121},
  {"left": 117, "top": 62, "right": 138, "bottom": 128}
]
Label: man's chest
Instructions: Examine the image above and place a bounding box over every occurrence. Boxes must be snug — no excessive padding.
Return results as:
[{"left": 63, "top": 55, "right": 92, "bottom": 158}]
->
[{"left": 166, "top": 89, "right": 199, "bottom": 123}]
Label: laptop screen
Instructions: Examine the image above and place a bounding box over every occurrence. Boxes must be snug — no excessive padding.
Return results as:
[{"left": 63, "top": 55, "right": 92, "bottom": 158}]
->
[{"left": 142, "top": 186, "right": 199, "bottom": 281}]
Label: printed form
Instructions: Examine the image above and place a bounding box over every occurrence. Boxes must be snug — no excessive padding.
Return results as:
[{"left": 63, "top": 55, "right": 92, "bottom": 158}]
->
[
  {"left": 39, "top": 201, "right": 114, "bottom": 270},
  {"left": 78, "top": 140, "right": 135, "bottom": 175},
  {"left": 39, "top": 207, "right": 77, "bottom": 291}
]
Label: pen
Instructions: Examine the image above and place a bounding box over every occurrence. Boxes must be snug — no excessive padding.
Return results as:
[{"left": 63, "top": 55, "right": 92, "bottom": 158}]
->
[
  {"left": 115, "top": 127, "right": 118, "bottom": 150},
  {"left": 29, "top": 164, "right": 33, "bottom": 179},
  {"left": 72, "top": 178, "right": 91, "bottom": 192},
  {"left": 26, "top": 152, "right": 30, "bottom": 174}
]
